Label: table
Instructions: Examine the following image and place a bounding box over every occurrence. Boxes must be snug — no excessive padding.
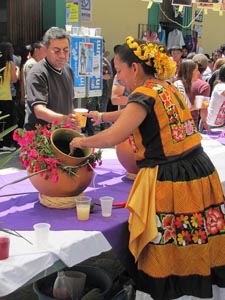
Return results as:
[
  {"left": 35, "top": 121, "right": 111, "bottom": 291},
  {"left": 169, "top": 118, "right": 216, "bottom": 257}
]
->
[
  {"left": 1, "top": 135, "right": 225, "bottom": 297},
  {"left": 0, "top": 149, "right": 135, "bottom": 297}
]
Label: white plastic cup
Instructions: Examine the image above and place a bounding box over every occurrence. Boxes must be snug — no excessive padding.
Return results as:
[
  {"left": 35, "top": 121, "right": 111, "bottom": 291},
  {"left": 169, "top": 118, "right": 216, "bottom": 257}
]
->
[
  {"left": 74, "top": 108, "right": 88, "bottom": 128},
  {"left": 100, "top": 196, "right": 114, "bottom": 217},
  {"left": 75, "top": 196, "right": 92, "bottom": 221},
  {"left": 33, "top": 223, "right": 51, "bottom": 249},
  {"left": 195, "top": 95, "right": 204, "bottom": 109}
]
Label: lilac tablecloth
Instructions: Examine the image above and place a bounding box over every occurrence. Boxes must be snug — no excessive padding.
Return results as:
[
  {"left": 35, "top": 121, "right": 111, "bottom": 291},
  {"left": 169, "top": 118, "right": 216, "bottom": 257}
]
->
[
  {"left": 0, "top": 158, "right": 136, "bottom": 273},
  {"left": 201, "top": 129, "right": 225, "bottom": 146}
]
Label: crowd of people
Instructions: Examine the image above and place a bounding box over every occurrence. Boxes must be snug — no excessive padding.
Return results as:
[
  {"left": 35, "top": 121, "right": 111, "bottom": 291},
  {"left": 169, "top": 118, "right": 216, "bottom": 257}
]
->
[{"left": 1, "top": 26, "right": 225, "bottom": 299}]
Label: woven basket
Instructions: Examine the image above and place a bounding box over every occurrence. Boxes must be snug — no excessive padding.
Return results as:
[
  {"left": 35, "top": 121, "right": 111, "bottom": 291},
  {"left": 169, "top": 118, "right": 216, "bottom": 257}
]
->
[{"left": 39, "top": 193, "right": 84, "bottom": 209}]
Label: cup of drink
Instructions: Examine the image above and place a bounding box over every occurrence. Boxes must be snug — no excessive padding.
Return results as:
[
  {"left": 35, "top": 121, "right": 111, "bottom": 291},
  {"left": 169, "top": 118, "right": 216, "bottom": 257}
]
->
[
  {"left": 194, "top": 95, "right": 204, "bottom": 109},
  {"left": 74, "top": 108, "right": 88, "bottom": 128},
  {"left": 100, "top": 196, "right": 114, "bottom": 217},
  {"left": 33, "top": 223, "right": 51, "bottom": 249},
  {"left": 0, "top": 236, "right": 10, "bottom": 260},
  {"left": 202, "top": 96, "right": 210, "bottom": 108},
  {"left": 75, "top": 196, "right": 92, "bottom": 221}
]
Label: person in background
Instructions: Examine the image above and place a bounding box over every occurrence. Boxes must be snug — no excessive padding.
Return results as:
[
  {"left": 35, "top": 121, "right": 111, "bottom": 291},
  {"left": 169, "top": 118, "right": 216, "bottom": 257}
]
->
[
  {"left": 207, "top": 64, "right": 225, "bottom": 127},
  {"left": 111, "top": 44, "right": 122, "bottom": 77},
  {"left": 99, "top": 38, "right": 113, "bottom": 129},
  {"left": 24, "top": 27, "right": 78, "bottom": 131},
  {"left": 69, "top": 36, "right": 225, "bottom": 299},
  {"left": 190, "top": 53, "right": 211, "bottom": 131},
  {"left": 21, "top": 41, "right": 44, "bottom": 105},
  {"left": 181, "top": 45, "right": 189, "bottom": 58},
  {"left": 111, "top": 74, "right": 129, "bottom": 109},
  {"left": 169, "top": 45, "right": 183, "bottom": 80},
  {"left": 0, "top": 41, "right": 19, "bottom": 151},
  {"left": 84, "top": 39, "right": 113, "bottom": 135},
  {"left": 211, "top": 48, "right": 222, "bottom": 67},
  {"left": 208, "top": 57, "right": 225, "bottom": 95},
  {"left": 202, "top": 54, "right": 213, "bottom": 82},
  {"left": 174, "top": 58, "right": 199, "bottom": 109}
]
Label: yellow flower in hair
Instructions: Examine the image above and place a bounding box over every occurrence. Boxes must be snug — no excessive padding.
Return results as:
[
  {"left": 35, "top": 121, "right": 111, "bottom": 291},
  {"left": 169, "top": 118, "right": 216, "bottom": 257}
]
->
[
  {"left": 126, "top": 36, "right": 176, "bottom": 80},
  {"left": 126, "top": 36, "right": 139, "bottom": 50}
]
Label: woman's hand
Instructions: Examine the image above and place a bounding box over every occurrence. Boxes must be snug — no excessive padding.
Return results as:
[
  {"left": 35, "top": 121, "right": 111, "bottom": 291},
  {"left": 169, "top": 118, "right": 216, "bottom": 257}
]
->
[
  {"left": 69, "top": 137, "right": 85, "bottom": 155},
  {"left": 87, "top": 111, "right": 103, "bottom": 126}
]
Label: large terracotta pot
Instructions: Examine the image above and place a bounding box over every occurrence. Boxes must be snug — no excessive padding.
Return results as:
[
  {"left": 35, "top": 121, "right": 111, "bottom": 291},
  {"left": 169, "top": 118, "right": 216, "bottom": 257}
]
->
[
  {"left": 50, "top": 128, "right": 92, "bottom": 166},
  {"left": 28, "top": 166, "right": 93, "bottom": 197},
  {"left": 115, "top": 138, "right": 139, "bottom": 175},
  {"left": 28, "top": 128, "right": 94, "bottom": 208}
]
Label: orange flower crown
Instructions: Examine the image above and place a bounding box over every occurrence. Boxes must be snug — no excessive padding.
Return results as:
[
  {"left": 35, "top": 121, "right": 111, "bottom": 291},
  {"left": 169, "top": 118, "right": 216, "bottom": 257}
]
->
[{"left": 126, "top": 36, "right": 176, "bottom": 80}]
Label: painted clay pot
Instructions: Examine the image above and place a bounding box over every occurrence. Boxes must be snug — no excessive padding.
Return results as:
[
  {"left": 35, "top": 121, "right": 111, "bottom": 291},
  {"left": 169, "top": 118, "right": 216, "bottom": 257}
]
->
[{"left": 115, "top": 138, "right": 139, "bottom": 174}]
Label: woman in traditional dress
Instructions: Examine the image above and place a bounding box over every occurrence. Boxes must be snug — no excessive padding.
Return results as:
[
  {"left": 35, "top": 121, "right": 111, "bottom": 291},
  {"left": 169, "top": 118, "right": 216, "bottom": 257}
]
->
[{"left": 69, "top": 36, "right": 225, "bottom": 300}]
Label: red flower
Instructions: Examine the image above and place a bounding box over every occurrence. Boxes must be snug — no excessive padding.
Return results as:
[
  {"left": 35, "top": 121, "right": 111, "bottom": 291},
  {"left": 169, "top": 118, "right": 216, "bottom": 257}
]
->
[
  {"left": 13, "top": 123, "right": 102, "bottom": 183},
  {"left": 206, "top": 207, "right": 225, "bottom": 235}
]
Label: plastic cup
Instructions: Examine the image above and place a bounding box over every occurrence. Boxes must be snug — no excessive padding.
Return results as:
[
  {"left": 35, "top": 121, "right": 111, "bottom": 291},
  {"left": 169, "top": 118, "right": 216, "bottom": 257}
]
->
[
  {"left": 33, "top": 223, "right": 51, "bottom": 249},
  {"left": 100, "top": 196, "right": 114, "bottom": 217},
  {"left": 202, "top": 96, "right": 210, "bottom": 108},
  {"left": 75, "top": 196, "right": 92, "bottom": 221},
  {"left": 194, "top": 95, "right": 204, "bottom": 109},
  {"left": 0, "top": 236, "right": 10, "bottom": 260},
  {"left": 74, "top": 108, "right": 88, "bottom": 128}
]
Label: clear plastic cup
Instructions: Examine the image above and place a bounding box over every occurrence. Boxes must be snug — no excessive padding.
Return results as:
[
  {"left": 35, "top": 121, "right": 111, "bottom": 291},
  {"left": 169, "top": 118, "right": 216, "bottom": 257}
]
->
[
  {"left": 100, "top": 196, "right": 114, "bottom": 217},
  {"left": 74, "top": 108, "right": 88, "bottom": 128},
  {"left": 75, "top": 196, "right": 92, "bottom": 221},
  {"left": 33, "top": 223, "right": 51, "bottom": 249},
  {"left": 194, "top": 95, "right": 204, "bottom": 109}
]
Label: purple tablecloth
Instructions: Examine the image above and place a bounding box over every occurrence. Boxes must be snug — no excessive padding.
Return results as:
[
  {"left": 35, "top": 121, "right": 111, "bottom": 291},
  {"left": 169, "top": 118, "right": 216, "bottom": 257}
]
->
[
  {"left": 0, "top": 158, "right": 136, "bottom": 273},
  {"left": 202, "top": 129, "right": 225, "bottom": 145}
]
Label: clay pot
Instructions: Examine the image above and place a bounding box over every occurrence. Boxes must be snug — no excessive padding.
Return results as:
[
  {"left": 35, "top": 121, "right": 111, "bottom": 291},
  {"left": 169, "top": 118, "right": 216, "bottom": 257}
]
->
[
  {"left": 50, "top": 128, "right": 92, "bottom": 166},
  {"left": 28, "top": 166, "right": 94, "bottom": 197},
  {"left": 115, "top": 138, "right": 139, "bottom": 174},
  {"left": 28, "top": 128, "right": 94, "bottom": 204}
]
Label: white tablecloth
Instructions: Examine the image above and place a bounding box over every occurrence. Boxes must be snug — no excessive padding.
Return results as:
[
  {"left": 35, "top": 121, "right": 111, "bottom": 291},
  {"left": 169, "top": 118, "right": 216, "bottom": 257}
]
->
[
  {"left": 0, "top": 230, "right": 111, "bottom": 297},
  {"left": 201, "top": 134, "right": 225, "bottom": 194}
]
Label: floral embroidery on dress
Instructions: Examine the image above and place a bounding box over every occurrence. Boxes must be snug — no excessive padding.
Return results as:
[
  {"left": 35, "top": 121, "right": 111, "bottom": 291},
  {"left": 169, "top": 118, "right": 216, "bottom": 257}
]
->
[
  {"left": 151, "top": 204, "right": 225, "bottom": 247},
  {"left": 145, "top": 82, "right": 197, "bottom": 144}
]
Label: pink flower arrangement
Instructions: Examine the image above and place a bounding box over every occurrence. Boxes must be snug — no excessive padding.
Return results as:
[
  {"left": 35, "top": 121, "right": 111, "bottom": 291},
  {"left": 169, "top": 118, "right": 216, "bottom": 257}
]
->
[{"left": 13, "top": 122, "right": 102, "bottom": 183}]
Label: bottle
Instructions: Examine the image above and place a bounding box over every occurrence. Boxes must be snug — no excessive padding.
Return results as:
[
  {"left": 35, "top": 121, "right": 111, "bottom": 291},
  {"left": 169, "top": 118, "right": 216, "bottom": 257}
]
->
[{"left": 52, "top": 271, "right": 71, "bottom": 299}]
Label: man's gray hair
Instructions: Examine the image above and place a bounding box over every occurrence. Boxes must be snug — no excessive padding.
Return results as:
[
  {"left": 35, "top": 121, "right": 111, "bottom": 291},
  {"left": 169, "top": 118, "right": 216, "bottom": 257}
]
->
[{"left": 42, "top": 27, "right": 70, "bottom": 47}]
